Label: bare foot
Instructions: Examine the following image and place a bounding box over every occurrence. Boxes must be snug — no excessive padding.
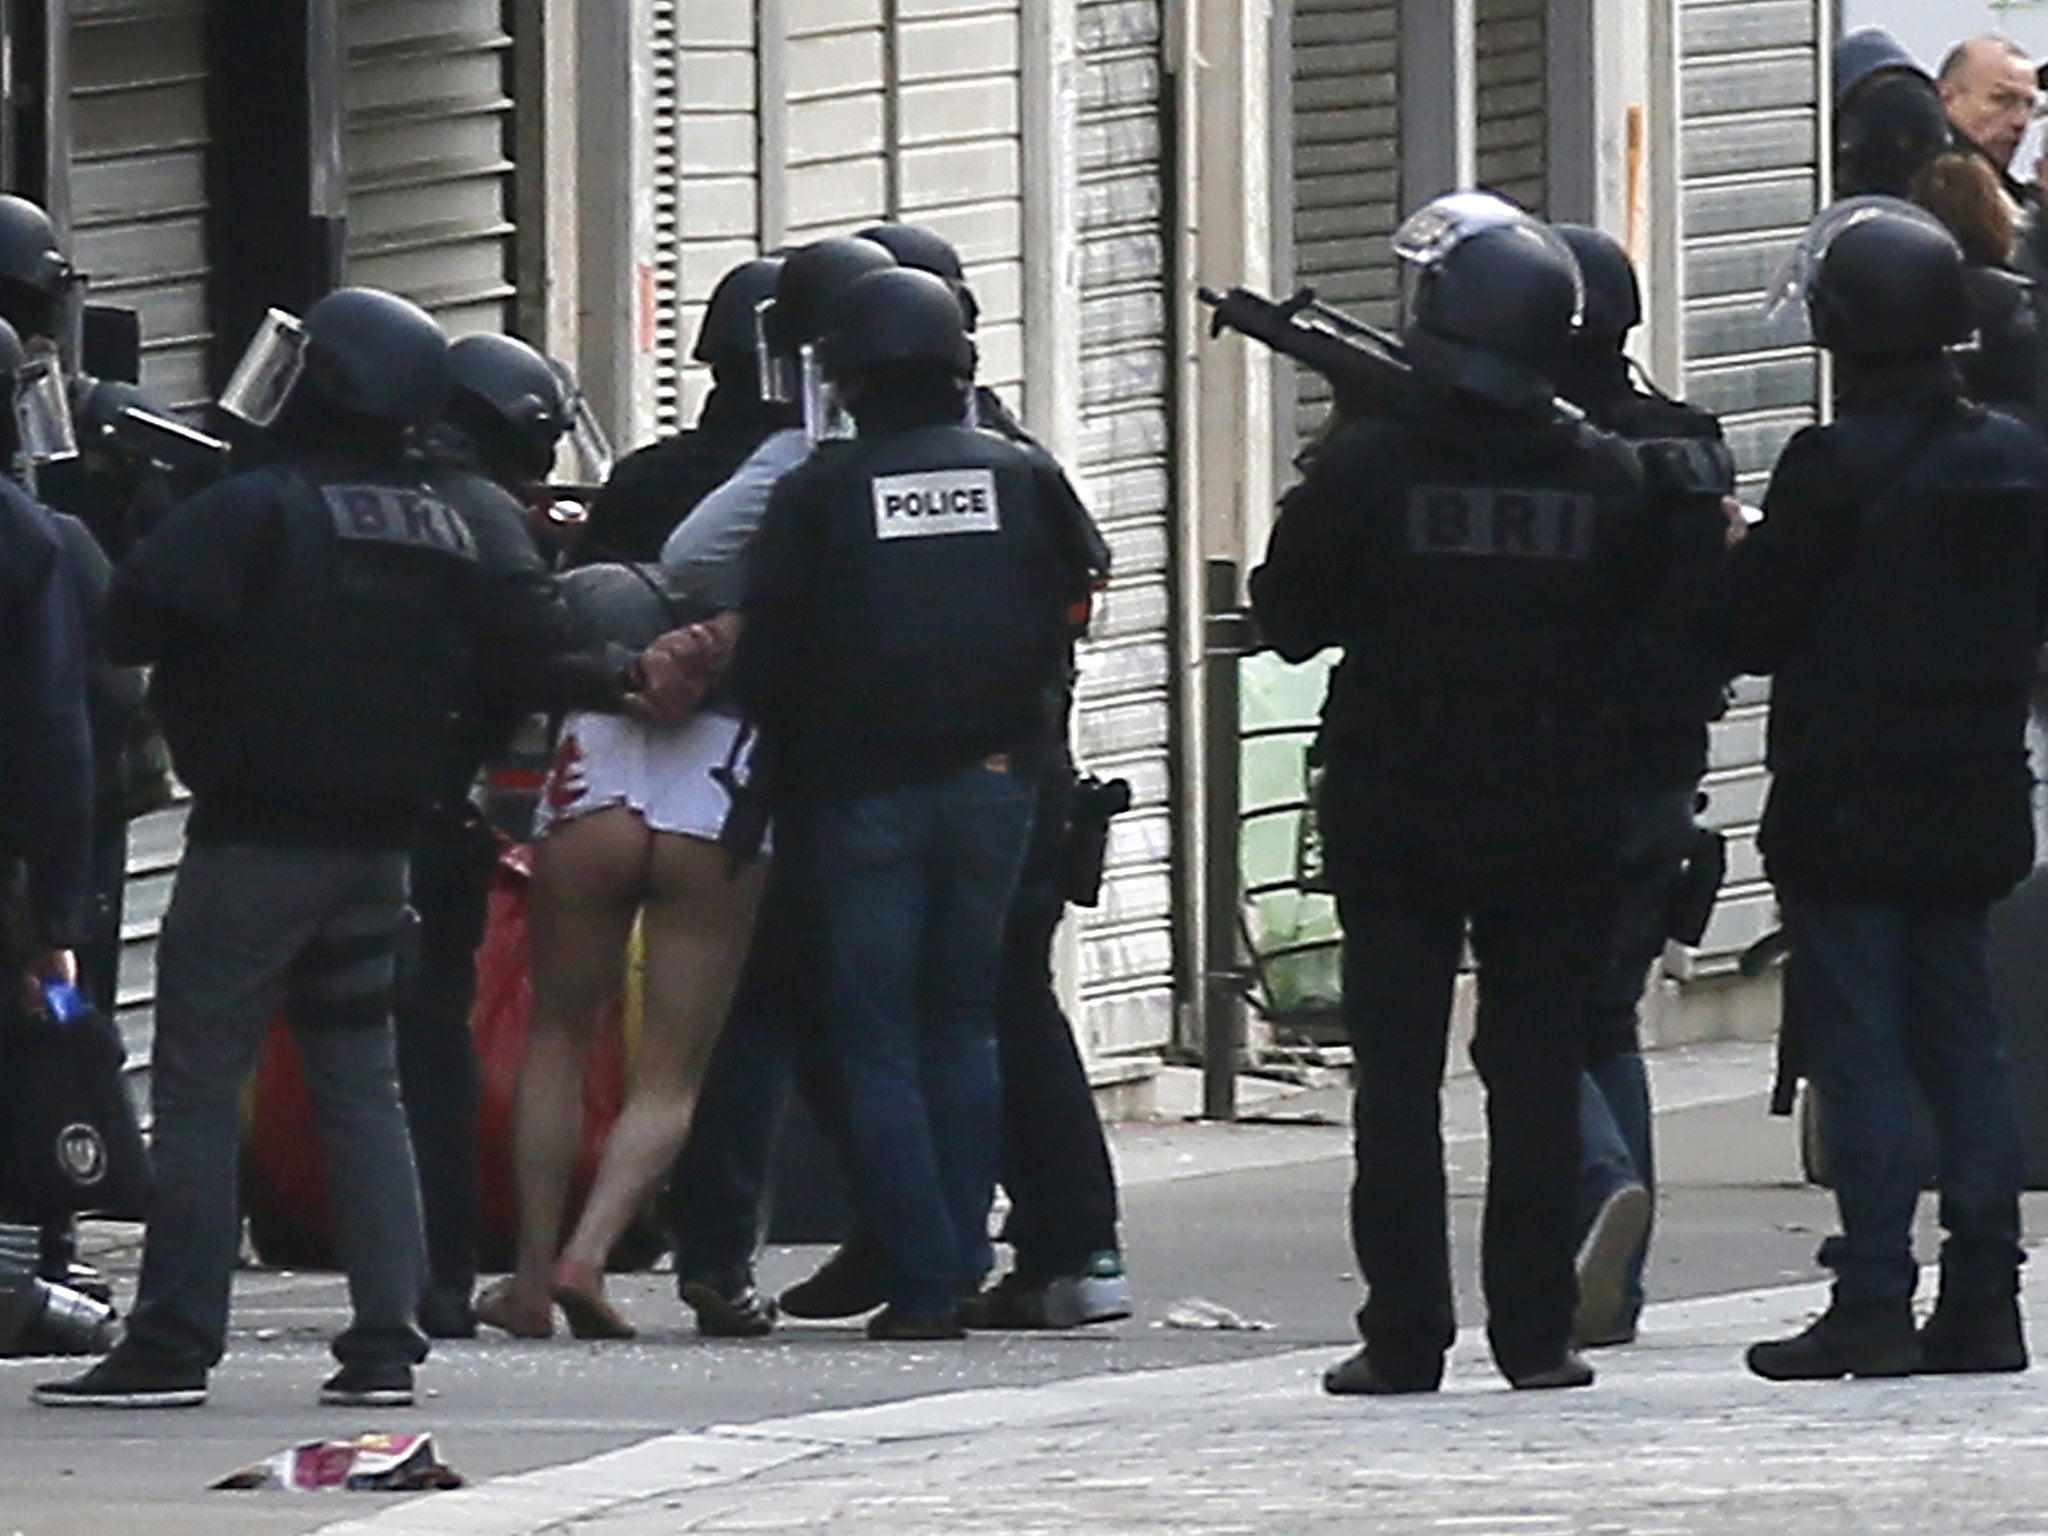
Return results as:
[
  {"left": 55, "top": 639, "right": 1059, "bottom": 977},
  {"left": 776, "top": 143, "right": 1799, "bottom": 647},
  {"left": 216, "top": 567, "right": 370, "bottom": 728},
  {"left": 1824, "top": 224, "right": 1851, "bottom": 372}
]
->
[{"left": 475, "top": 1276, "right": 555, "bottom": 1339}]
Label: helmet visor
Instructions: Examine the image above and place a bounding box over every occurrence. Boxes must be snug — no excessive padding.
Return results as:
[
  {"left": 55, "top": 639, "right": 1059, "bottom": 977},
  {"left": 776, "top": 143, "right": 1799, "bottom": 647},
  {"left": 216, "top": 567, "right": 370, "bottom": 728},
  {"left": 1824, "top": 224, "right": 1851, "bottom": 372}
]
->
[
  {"left": 754, "top": 297, "right": 795, "bottom": 404},
  {"left": 548, "top": 361, "right": 614, "bottom": 481},
  {"left": 1763, "top": 194, "right": 1952, "bottom": 320},
  {"left": 15, "top": 356, "right": 76, "bottom": 465},
  {"left": 1393, "top": 192, "right": 1584, "bottom": 328},
  {"left": 218, "top": 309, "right": 308, "bottom": 426},
  {"left": 1393, "top": 191, "right": 1532, "bottom": 268},
  {"left": 799, "top": 344, "right": 854, "bottom": 444}
]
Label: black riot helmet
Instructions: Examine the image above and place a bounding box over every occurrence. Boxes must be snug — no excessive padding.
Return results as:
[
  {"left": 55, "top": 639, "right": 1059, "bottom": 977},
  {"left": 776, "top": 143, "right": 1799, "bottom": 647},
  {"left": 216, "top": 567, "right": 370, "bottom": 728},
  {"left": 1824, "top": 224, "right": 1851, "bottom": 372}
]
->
[
  {"left": 1396, "top": 194, "right": 1583, "bottom": 410},
  {"left": 221, "top": 286, "right": 450, "bottom": 433},
  {"left": 857, "top": 223, "right": 979, "bottom": 331},
  {"left": 0, "top": 196, "right": 72, "bottom": 341},
  {"left": 1802, "top": 202, "right": 1969, "bottom": 360},
  {"left": 763, "top": 238, "right": 898, "bottom": 359},
  {"left": 1554, "top": 225, "right": 1640, "bottom": 350},
  {"left": 445, "top": 333, "right": 578, "bottom": 480},
  {"left": 821, "top": 268, "right": 977, "bottom": 384},
  {"left": 692, "top": 256, "right": 784, "bottom": 369}
]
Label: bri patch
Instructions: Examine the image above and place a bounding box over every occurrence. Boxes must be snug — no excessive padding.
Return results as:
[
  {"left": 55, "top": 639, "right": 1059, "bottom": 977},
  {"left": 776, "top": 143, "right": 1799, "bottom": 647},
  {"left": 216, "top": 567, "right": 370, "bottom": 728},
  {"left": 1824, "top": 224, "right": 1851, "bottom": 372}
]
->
[
  {"left": 871, "top": 469, "right": 1001, "bottom": 540},
  {"left": 1405, "top": 486, "right": 1596, "bottom": 561},
  {"left": 323, "top": 484, "right": 478, "bottom": 560}
]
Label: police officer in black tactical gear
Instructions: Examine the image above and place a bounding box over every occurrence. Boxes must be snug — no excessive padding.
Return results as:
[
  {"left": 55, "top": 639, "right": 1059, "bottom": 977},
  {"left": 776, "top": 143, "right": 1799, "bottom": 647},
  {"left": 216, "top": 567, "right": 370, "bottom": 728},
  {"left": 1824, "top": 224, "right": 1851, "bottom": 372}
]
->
[
  {"left": 584, "top": 257, "right": 794, "bottom": 565},
  {"left": 747, "top": 221, "right": 1131, "bottom": 1330},
  {"left": 0, "top": 194, "right": 197, "bottom": 1300},
  {"left": 1553, "top": 223, "right": 1736, "bottom": 1350},
  {"left": 734, "top": 265, "right": 1091, "bottom": 1341},
  {"left": 34, "top": 287, "right": 490, "bottom": 1410},
  {"left": 1730, "top": 204, "right": 2048, "bottom": 1384},
  {"left": 0, "top": 326, "right": 93, "bottom": 1054},
  {"left": 1252, "top": 194, "right": 1664, "bottom": 1396},
  {"left": 402, "top": 333, "right": 643, "bottom": 1339}
]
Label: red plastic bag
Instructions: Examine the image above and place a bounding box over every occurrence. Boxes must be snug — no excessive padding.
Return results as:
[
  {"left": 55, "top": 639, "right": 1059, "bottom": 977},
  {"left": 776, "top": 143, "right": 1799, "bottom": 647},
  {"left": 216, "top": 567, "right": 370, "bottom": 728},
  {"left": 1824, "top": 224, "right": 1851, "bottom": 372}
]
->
[{"left": 240, "top": 845, "right": 630, "bottom": 1271}]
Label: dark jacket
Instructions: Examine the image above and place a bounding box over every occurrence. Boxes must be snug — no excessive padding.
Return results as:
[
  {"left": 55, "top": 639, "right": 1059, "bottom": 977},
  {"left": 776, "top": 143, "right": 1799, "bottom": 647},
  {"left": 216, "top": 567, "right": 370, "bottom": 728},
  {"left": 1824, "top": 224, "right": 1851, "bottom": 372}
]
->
[
  {"left": 1557, "top": 355, "right": 1735, "bottom": 789},
  {"left": 1250, "top": 397, "right": 1657, "bottom": 907},
  {"left": 1717, "top": 361, "right": 2048, "bottom": 906},
  {"left": 0, "top": 479, "right": 93, "bottom": 947},
  {"left": 110, "top": 450, "right": 488, "bottom": 849},
  {"left": 583, "top": 386, "right": 795, "bottom": 564}
]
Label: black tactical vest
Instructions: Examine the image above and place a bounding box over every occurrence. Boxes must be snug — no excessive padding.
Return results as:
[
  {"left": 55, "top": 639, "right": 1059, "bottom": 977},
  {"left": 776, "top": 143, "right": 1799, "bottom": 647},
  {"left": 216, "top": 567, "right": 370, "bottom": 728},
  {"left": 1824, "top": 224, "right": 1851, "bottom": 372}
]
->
[
  {"left": 154, "top": 466, "right": 480, "bottom": 837},
  {"left": 788, "top": 425, "right": 1073, "bottom": 757}
]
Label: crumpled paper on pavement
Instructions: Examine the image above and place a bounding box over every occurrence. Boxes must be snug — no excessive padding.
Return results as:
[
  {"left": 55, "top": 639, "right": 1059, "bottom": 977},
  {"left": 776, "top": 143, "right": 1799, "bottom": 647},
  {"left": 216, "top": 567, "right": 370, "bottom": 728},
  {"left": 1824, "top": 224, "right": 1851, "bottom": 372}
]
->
[
  {"left": 1163, "top": 1297, "right": 1273, "bottom": 1332},
  {"left": 212, "top": 1432, "right": 465, "bottom": 1493}
]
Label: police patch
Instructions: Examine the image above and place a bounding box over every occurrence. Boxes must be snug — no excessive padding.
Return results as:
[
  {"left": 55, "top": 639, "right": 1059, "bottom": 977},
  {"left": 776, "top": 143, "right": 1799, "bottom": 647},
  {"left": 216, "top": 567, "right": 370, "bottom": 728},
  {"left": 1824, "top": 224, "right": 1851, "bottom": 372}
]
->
[
  {"left": 1406, "top": 486, "right": 1596, "bottom": 561},
  {"left": 872, "top": 469, "right": 1000, "bottom": 540},
  {"left": 323, "top": 485, "right": 479, "bottom": 560}
]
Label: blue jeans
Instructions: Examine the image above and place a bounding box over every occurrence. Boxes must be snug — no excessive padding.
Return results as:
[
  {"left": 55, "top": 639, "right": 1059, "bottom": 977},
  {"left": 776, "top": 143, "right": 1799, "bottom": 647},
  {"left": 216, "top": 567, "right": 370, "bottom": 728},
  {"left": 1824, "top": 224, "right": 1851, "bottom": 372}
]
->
[
  {"left": 812, "top": 766, "right": 1034, "bottom": 1314},
  {"left": 1783, "top": 899, "right": 2024, "bottom": 1303},
  {"left": 1575, "top": 785, "right": 1694, "bottom": 1316}
]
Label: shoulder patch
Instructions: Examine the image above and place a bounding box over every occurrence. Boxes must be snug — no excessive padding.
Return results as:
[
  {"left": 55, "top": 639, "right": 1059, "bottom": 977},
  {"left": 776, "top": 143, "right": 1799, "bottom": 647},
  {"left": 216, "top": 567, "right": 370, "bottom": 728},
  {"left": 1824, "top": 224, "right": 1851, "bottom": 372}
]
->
[
  {"left": 1405, "top": 485, "right": 1596, "bottom": 561},
  {"left": 871, "top": 468, "right": 1000, "bottom": 540},
  {"left": 322, "top": 484, "right": 478, "bottom": 561}
]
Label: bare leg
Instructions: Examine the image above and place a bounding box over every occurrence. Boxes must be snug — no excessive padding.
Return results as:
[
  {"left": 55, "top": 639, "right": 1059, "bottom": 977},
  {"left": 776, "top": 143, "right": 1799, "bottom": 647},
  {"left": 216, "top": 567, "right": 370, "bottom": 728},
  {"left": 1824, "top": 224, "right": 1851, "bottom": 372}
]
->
[
  {"left": 555, "top": 831, "right": 767, "bottom": 1293},
  {"left": 493, "top": 807, "right": 647, "bottom": 1333}
]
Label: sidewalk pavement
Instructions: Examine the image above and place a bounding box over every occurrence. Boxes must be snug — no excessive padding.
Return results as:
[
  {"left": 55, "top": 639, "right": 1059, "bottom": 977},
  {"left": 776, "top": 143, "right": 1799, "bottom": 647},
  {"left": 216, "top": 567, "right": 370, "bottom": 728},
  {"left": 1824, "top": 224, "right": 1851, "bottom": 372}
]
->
[{"left": 318, "top": 1267, "right": 2048, "bottom": 1535}]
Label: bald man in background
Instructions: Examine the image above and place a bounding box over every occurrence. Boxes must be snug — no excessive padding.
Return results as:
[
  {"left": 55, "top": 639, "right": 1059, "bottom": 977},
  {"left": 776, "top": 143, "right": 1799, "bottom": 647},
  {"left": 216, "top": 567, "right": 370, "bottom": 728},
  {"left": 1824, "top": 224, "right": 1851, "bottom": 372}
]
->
[{"left": 1939, "top": 35, "right": 2042, "bottom": 207}]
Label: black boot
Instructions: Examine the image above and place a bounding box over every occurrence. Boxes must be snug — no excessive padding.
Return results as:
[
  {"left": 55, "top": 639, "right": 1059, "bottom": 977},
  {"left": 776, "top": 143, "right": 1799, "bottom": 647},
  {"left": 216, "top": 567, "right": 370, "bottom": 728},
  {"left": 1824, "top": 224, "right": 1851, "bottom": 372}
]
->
[
  {"left": 1920, "top": 1294, "right": 2028, "bottom": 1375},
  {"left": 1322, "top": 1346, "right": 1443, "bottom": 1396},
  {"left": 1747, "top": 1296, "right": 1919, "bottom": 1381}
]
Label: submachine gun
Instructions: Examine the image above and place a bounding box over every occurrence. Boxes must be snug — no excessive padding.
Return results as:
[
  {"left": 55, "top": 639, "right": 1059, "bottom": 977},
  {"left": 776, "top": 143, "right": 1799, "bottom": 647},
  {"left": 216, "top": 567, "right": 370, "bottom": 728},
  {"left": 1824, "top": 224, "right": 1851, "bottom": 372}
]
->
[{"left": 1197, "top": 285, "right": 1418, "bottom": 425}]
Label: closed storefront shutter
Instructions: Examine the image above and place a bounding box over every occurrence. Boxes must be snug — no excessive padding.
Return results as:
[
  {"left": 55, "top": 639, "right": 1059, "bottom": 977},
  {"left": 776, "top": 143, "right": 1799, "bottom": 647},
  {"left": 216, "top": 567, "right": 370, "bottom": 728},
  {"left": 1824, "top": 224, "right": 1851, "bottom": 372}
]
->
[
  {"left": 1678, "top": 0, "right": 1827, "bottom": 973},
  {"left": 69, "top": 0, "right": 213, "bottom": 412},
  {"left": 1072, "top": 0, "right": 1175, "bottom": 1057},
  {"left": 651, "top": 0, "right": 760, "bottom": 434},
  {"left": 70, "top": 0, "right": 212, "bottom": 1086},
  {"left": 785, "top": 1, "right": 889, "bottom": 241},
  {"left": 1475, "top": 0, "right": 1546, "bottom": 213},
  {"left": 894, "top": 0, "right": 1025, "bottom": 399},
  {"left": 342, "top": 0, "right": 516, "bottom": 337},
  {"left": 1286, "top": 0, "right": 1399, "bottom": 447}
]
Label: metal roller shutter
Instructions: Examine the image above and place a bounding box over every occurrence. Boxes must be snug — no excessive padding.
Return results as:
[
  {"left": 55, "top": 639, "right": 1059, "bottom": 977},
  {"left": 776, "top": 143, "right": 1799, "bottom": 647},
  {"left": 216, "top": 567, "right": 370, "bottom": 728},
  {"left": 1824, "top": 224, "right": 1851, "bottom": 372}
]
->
[
  {"left": 70, "top": 0, "right": 212, "bottom": 1089},
  {"left": 69, "top": 0, "right": 213, "bottom": 413},
  {"left": 342, "top": 0, "right": 516, "bottom": 337},
  {"left": 1287, "top": 0, "right": 1399, "bottom": 447},
  {"left": 894, "top": 0, "right": 1025, "bottom": 399},
  {"left": 1475, "top": 0, "right": 1546, "bottom": 213},
  {"left": 1072, "top": 0, "right": 1175, "bottom": 1057},
  {"left": 651, "top": 0, "right": 761, "bottom": 434},
  {"left": 785, "top": 0, "right": 889, "bottom": 242},
  {"left": 1677, "top": 0, "right": 1827, "bottom": 974}
]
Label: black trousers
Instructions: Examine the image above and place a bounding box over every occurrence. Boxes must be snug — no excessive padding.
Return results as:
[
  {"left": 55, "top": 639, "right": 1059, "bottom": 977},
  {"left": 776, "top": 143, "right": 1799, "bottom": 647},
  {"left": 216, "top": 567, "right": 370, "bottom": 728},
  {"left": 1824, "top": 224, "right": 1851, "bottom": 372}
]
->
[
  {"left": 1338, "top": 892, "right": 1607, "bottom": 1377},
  {"left": 392, "top": 813, "right": 497, "bottom": 1301}
]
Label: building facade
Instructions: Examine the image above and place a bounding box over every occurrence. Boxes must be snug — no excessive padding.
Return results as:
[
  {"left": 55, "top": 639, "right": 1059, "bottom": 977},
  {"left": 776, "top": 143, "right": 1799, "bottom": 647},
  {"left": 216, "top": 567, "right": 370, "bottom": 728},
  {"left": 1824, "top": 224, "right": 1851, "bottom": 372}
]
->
[{"left": 44, "top": 0, "right": 1831, "bottom": 1088}]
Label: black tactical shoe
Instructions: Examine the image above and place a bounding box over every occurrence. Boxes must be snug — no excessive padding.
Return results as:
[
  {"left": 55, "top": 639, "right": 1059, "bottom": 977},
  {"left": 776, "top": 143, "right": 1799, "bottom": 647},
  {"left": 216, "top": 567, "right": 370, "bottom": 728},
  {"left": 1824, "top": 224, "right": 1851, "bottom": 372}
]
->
[
  {"left": 1747, "top": 1297, "right": 1919, "bottom": 1381},
  {"left": 1505, "top": 1351, "right": 1596, "bottom": 1391},
  {"left": 320, "top": 1360, "right": 416, "bottom": 1408},
  {"left": 1322, "top": 1346, "right": 1442, "bottom": 1396},
  {"left": 1919, "top": 1296, "right": 2028, "bottom": 1375},
  {"left": 682, "top": 1274, "right": 778, "bottom": 1338},
  {"left": 34, "top": 1344, "right": 207, "bottom": 1408},
  {"left": 781, "top": 1243, "right": 887, "bottom": 1320},
  {"left": 865, "top": 1304, "right": 966, "bottom": 1341}
]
